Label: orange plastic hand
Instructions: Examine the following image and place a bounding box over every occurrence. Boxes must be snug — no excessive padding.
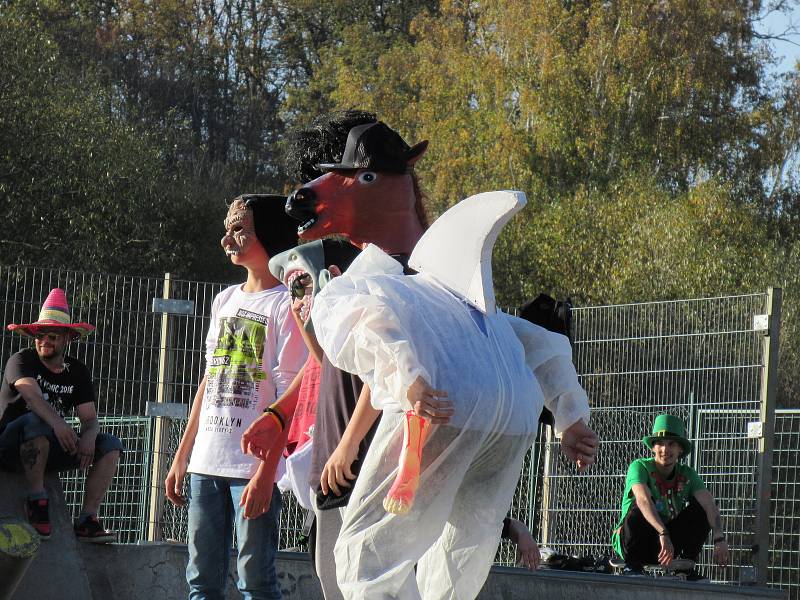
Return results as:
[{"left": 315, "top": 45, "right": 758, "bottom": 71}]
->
[{"left": 383, "top": 411, "right": 429, "bottom": 515}]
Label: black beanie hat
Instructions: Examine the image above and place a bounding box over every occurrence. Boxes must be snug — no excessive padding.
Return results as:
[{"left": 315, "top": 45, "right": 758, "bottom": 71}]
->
[{"left": 227, "top": 194, "right": 298, "bottom": 258}]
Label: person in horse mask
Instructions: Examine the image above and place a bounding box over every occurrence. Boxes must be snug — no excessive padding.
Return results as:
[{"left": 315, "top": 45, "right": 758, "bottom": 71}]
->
[{"left": 310, "top": 190, "right": 596, "bottom": 599}]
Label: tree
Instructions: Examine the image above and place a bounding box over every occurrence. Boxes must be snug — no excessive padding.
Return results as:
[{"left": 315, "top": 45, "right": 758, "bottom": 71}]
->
[
  {"left": 325, "top": 0, "right": 790, "bottom": 206},
  {"left": 0, "top": 4, "right": 227, "bottom": 279}
]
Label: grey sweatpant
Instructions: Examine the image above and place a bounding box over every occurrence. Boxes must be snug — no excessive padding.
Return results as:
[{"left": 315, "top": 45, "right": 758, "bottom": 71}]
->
[{"left": 313, "top": 496, "right": 347, "bottom": 600}]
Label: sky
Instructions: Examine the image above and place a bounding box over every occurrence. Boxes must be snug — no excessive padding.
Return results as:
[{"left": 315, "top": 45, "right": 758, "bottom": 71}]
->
[{"left": 758, "top": 2, "right": 800, "bottom": 76}]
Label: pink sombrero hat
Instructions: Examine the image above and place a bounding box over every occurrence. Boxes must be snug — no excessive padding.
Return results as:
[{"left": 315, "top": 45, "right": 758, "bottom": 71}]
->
[{"left": 7, "top": 288, "right": 95, "bottom": 339}]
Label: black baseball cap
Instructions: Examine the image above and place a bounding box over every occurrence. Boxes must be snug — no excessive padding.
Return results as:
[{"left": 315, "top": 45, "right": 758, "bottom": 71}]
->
[{"left": 316, "top": 122, "right": 428, "bottom": 174}]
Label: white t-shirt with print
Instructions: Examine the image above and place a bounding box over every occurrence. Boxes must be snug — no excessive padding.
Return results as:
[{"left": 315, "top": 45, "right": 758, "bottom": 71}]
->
[{"left": 188, "top": 283, "right": 307, "bottom": 479}]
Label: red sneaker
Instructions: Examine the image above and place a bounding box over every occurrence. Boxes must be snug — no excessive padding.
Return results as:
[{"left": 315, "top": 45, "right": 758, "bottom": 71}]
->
[
  {"left": 74, "top": 515, "right": 115, "bottom": 543},
  {"left": 25, "top": 497, "right": 52, "bottom": 539}
]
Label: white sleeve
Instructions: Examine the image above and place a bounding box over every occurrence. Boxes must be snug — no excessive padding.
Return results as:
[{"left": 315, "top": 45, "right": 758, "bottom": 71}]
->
[
  {"left": 505, "top": 313, "right": 591, "bottom": 435},
  {"left": 311, "top": 275, "right": 430, "bottom": 411},
  {"left": 271, "top": 293, "right": 308, "bottom": 398}
]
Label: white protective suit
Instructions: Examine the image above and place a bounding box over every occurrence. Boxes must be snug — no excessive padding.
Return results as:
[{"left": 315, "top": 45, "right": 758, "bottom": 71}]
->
[{"left": 311, "top": 191, "right": 591, "bottom": 600}]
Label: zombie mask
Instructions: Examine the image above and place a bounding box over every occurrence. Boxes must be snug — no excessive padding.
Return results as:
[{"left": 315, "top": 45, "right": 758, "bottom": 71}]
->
[
  {"left": 221, "top": 198, "right": 258, "bottom": 257},
  {"left": 268, "top": 239, "right": 360, "bottom": 333}
]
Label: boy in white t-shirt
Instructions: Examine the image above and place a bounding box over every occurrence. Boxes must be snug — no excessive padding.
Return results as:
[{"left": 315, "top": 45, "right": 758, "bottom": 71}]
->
[{"left": 165, "top": 194, "right": 307, "bottom": 600}]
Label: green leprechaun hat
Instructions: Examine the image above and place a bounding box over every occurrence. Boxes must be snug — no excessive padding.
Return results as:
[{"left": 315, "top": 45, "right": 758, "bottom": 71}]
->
[{"left": 642, "top": 414, "right": 693, "bottom": 456}]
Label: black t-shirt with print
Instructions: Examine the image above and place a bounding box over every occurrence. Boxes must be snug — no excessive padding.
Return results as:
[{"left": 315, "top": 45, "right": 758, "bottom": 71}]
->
[{"left": 0, "top": 348, "right": 95, "bottom": 429}]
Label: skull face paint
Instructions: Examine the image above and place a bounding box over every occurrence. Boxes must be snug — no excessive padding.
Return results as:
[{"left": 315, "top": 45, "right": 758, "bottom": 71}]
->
[{"left": 221, "top": 198, "right": 258, "bottom": 258}]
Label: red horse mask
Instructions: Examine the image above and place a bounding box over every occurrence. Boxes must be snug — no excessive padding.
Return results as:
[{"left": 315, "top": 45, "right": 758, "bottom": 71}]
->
[{"left": 286, "top": 145, "right": 428, "bottom": 256}]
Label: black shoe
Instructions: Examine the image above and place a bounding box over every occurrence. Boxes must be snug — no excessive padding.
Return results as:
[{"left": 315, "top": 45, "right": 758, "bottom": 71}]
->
[
  {"left": 594, "top": 555, "right": 613, "bottom": 574},
  {"left": 685, "top": 569, "right": 707, "bottom": 581},
  {"left": 542, "top": 552, "right": 569, "bottom": 569},
  {"left": 667, "top": 558, "right": 696, "bottom": 572},
  {"left": 74, "top": 515, "right": 115, "bottom": 543},
  {"left": 25, "top": 497, "right": 51, "bottom": 539}
]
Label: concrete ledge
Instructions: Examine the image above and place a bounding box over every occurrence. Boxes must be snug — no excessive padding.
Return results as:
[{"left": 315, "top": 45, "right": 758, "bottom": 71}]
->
[
  {"left": 77, "top": 545, "right": 324, "bottom": 600},
  {"left": 480, "top": 566, "right": 787, "bottom": 600},
  {"left": 74, "top": 544, "right": 786, "bottom": 600},
  {"left": 0, "top": 483, "right": 786, "bottom": 600}
]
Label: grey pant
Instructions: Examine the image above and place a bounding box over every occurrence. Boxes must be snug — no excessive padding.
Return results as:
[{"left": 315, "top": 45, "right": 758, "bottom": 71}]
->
[{"left": 313, "top": 496, "right": 347, "bottom": 600}]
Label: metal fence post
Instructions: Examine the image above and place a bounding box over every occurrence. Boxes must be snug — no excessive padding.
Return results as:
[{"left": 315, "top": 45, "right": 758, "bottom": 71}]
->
[
  {"left": 754, "top": 287, "right": 781, "bottom": 585},
  {"left": 539, "top": 426, "right": 555, "bottom": 546},
  {"left": 147, "top": 273, "right": 173, "bottom": 542},
  {"left": 528, "top": 428, "right": 543, "bottom": 539},
  {"left": 688, "top": 391, "right": 698, "bottom": 473}
]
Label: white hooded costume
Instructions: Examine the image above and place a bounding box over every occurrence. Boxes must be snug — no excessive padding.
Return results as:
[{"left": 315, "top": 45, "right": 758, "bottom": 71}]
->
[{"left": 311, "top": 191, "right": 591, "bottom": 600}]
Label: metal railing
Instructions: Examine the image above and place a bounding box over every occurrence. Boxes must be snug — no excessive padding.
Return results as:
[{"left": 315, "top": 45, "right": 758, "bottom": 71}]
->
[{"left": 0, "top": 265, "right": 793, "bottom": 595}]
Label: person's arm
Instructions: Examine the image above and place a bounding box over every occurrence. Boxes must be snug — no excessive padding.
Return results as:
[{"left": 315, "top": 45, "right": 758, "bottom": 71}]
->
[
  {"left": 320, "top": 384, "right": 381, "bottom": 496},
  {"left": 75, "top": 402, "right": 101, "bottom": 470},
  {"left": 631, "top": 482, "right": 674, "bottom": 565},
  {"left": 694, "top": 488, "right": 729, "bottom": 566},
  {"left": 272, "top": 294, "right": 309, "bottom": 398},
  {"left": 241, "top": 366, "right": 303, "bottom": 459},
  {"left": 14, "top": 377, "right": 78, "bottom": 454},
  {"left": 272, "top": 365, "right": 304, "bottom": 424},
  {"left": 291, "top": 296, "right": 324, "bottom": 364},
  {"left": 505, "top": 315, "right": 598, "bottom": 471},
  {"left": 240, "top": 416, "right": 291, "bottom": 519},
  {"left": 503, "top": 517, "right": 540, "bottom": 571},
  {"left": 165, "top": 374, "right": 206, "bottom": 506}
]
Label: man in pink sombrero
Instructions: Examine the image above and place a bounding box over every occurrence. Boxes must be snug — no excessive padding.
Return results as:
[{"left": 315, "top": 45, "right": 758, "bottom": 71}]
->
[{"left": 0, "top": 288, "right": 121, "bottom": 542}]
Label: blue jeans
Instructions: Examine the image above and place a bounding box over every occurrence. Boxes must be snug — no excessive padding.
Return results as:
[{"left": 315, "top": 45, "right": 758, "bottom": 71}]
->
[
  {"left": 0, "top": 412, "right": 123, "bottom": 472},
  {"left": 186, "top": 473, "right": 283, "bottom": 600}
]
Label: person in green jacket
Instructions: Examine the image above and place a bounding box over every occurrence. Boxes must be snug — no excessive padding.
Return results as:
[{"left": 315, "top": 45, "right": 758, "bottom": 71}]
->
[{"left": 612, "top": 414, "right": 729, "bottom": 574}]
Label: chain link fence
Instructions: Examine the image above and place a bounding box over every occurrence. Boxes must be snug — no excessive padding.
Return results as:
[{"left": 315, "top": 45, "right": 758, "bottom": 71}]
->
[
  {"left": 0, "top": 266, "right": 795, "bottom": 596},
  {"left": 771, "top": 410, "right": 800, "bottom": 597},
  {"left": 537, "top": 294, "right": 769, "bottom": 584}
]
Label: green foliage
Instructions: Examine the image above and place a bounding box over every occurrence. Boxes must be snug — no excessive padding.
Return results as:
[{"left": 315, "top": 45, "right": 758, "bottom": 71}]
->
[
  {"left": 324, "top": 0, "right": 792, "bottom": 206},
  {"left": 0, "top": 4, "right": 229, "bottom": 279},
  {"left": 494, "top": 176, "right": 779, "bottom": 307}
]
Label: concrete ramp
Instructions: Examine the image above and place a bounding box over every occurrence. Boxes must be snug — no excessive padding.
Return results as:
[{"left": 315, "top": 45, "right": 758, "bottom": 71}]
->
[{"left": 1, "top": 472, "right": 92, "bottom": 600}]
